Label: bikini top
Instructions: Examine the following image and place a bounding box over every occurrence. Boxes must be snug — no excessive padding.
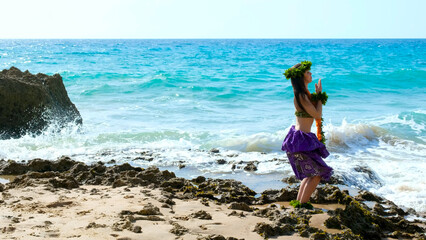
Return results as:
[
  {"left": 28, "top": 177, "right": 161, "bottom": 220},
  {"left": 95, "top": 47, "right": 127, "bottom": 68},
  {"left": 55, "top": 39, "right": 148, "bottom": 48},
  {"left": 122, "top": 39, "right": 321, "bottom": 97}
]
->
[{"left": 295, "top": 110, "right": 313, "bottom": 118}]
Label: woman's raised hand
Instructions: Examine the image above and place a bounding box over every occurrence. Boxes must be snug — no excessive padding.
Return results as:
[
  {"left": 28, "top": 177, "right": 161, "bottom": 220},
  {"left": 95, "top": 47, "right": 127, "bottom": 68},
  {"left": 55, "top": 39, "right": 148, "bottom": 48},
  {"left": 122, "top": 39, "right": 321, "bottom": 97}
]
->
[{"left": 315, "top": 78, "right": 322, "bottom": 93}]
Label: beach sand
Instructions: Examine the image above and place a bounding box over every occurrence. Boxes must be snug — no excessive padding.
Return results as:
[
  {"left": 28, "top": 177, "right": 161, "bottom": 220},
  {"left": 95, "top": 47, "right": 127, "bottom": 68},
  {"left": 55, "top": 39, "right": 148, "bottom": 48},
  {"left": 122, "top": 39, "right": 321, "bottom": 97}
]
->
[
  {"left": 0, "top": 184, "right": 341, "bottom": 240},
  {"left": 0, "top": 159, "right": 424, "bottom": 240}
]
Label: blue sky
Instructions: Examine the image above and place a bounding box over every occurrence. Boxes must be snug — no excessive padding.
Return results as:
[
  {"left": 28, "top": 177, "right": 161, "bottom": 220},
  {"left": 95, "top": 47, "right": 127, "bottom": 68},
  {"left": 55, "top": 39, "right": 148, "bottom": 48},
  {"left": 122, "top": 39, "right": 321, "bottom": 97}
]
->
[{"left": 0, "top": 0, "right": 425, "bottom": 38}]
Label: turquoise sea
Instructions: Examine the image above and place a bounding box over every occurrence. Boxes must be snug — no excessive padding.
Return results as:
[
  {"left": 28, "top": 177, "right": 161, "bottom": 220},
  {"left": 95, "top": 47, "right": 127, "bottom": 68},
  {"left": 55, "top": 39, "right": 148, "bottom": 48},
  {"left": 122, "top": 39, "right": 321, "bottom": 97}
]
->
[{"left": 0, "top": 39, "right": 425, "bottom": 212}]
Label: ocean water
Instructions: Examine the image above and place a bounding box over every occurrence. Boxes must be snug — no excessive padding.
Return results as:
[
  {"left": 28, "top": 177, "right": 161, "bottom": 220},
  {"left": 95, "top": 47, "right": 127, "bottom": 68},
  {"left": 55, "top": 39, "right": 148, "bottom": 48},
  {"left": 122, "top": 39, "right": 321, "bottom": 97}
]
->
[{"left": 0, "top": 39, "right": 425, "bottom": 212}]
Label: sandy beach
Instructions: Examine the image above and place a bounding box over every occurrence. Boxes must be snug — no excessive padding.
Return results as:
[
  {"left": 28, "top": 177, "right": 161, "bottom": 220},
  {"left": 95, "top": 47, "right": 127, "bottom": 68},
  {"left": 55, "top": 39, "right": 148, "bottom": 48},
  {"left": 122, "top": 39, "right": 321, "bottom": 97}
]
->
[
  {"left": 0, "top": 184, "right": 310, "bottom": 240},
  {"left": 0, "top": 158, "right": 425, "bottom": 240}
]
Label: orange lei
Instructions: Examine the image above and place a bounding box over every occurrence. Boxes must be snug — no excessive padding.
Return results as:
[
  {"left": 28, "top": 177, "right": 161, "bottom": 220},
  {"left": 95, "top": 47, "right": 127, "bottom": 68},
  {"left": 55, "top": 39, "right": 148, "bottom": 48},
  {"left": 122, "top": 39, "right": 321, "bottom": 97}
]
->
[{"left": 306, "top": 91, "right": 326, "bottom": 144}]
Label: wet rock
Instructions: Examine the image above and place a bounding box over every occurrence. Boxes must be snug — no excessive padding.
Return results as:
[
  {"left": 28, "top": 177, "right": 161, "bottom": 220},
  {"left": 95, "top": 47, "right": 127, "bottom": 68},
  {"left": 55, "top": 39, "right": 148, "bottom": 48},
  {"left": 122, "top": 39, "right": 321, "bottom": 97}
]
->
[
  {"left": 253, "top": 222, "right": 294, "bottom": 238},
  {"left": 320, "top": 175, "right": 344, "bottom": 184},
  {"left": 26, "top": 158, "right": 55, "bottom": 172},
  {"left": 372, "top": 203, "right": 386, "bottom": 216},
  {"left": 111, "top": 163, "right": 142, "bottom": 173},
  {"left": 310, "top": 185, "right": 352, "bottom": 204},
  {"left": 258, "top": 187, "right": 298, "bottom": 204},
  {"left": 231, "top": 164, "right": 236, "bottom": 170},
  {"left": 0, "top": 67, "right": 82, "bottom": 139},
  {"left": 332, "top": 201, "right": 382, "bottom": 240},
  {"left": 8, "top": 172, "right": 79, "bottom": 189},
  {"left": 388, "top": 231, "right": 414, "bottom": 239},
  {"left": 299, "top": 229, "right": 310, "bottom": 238},
  {"left": 160, "top": 178, "right": 186, "bottom": 189},
  {"left": 330, "top": 229, "right": 363, "bottom": 240},
  {"left": 253, "top": 222, "right": 276, "bottom": 238},
  {"left": 68, "top": 162, "right": 89, "bottom": 175},
  {"left": 49, "top": 176, "right": 79, "bottom": 189},
  {"left": 191, "top": 210, "right": 212, "bottom": 220},
  {"left": 353, "top": 166, "right": 382, "bottom": 186},
  {"left": 189, "top": 178, "right": 256, "bottom": 204},
  {"left": 276, "top": 214, "right": 298, "bottom": 225},
  {"left": 414, "top": 232, "right": 426, "bottom": 239},
  {"left": 324, "top": 216, "right": 342, "bottom": 229},
  {"left": 90, "top": 163, "right": 107, "bottom": 175},
  {"left": 243, "top": 161, "right": 257, "bottom": 171},
  {"left": 112, "top": 179, "right": 127, "bottom": 188},
  {"left": 393, "top": 218, "right": 424, "bottom": 234},
  {"left": 0, "top": 157, "right": 78, "bottom": 175},
  {"left": 281, "top": 176, "right": 299, "bottom": 184},
  {"left": 226, "top": 154, "right": 238, "bottom": 158},
  {"left": 355, "top": 190, "right": 384, "bottom": 202},
  {"left": 309, "top": 231, "right": 329, "bottom": 240},
  {"left": 228, "top": 202, "right": 253, "bottom": 212},
  {"left": 0, "top": 160, "right": 28, "bottom": 175},
  {"left": 216, "top": 159, "right": 227, "bottom": 164},
  {"left": 192, "top": 176, "right": 206, "bottom": 184},
  {"left": 406, "top": 207, "right": 417, "bottom": 215},
  {"left": 107, "top": 159, "right": 116, "bottom": 164},
  {"left": 253, "top": 207, "right": 281, "bottom": 220},
  {"left": 210, "top": 148, "right": 220, "bottom": 153},
  {"left": 135, "top": 167, "right": 168, "bottom": 184},
  {"left": 388, "top": 204, "right": 407, "bottom": 216}
]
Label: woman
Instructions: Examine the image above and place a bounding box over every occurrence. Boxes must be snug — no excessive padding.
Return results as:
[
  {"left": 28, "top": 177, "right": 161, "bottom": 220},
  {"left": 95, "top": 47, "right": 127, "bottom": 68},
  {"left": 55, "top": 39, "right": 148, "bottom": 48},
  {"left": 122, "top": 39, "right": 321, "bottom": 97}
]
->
[{"left": 281, "top": 61, "right": 333, "bottom": 209}]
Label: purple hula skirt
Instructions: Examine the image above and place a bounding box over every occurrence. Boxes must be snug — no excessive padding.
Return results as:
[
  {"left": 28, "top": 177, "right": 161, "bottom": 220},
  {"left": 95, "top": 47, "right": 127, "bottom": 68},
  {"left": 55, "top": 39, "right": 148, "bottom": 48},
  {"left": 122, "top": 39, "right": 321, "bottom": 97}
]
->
[{"left": 282, "top": 125, "right": 333, "bottom": 181}]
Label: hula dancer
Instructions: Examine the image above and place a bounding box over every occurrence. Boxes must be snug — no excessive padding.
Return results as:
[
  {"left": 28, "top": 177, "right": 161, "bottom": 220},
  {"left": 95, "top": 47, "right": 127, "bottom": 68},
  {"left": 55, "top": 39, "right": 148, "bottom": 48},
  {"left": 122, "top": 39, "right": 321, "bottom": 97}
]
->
[{"left": 281, "top": 61, "right": 333, "bottom": 209}]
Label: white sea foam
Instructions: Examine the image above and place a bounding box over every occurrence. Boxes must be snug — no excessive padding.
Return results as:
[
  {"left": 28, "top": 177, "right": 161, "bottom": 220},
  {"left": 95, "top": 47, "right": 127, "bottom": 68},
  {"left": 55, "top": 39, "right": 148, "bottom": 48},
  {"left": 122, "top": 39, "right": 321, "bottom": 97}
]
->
[
  {"left": 212, "top": 130, "right": 286, "bottom": 153},
  {"left": 0, "top": 114, "right": 425, "bottom": 212}
]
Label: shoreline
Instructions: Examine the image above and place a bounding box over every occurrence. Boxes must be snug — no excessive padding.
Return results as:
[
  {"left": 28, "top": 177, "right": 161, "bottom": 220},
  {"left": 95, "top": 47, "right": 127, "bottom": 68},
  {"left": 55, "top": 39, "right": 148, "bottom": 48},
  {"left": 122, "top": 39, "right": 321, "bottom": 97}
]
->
[{"left": 0, "top": 157, "right": 425, "bottom": 239}]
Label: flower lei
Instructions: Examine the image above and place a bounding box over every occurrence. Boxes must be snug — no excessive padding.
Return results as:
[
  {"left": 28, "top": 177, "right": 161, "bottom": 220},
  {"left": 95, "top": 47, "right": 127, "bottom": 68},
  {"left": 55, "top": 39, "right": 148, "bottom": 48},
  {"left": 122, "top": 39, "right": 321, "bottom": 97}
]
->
[
  {"left": 310, "top": 91, "right": 328, "bottom": 144},
  {"left": 284, "top": 60, "right": 329, "bottom": 144}
]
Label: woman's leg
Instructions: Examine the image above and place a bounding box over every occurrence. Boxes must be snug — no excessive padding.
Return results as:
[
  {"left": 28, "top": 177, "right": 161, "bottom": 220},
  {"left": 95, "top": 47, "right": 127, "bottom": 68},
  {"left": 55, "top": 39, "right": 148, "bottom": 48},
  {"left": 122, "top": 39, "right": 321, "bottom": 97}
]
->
[
  {"left": 297, "top": 177, "right": 309, "bottom": 201},
  {"left": 300, "top": 176, "right": 321, "bottom": 203}
]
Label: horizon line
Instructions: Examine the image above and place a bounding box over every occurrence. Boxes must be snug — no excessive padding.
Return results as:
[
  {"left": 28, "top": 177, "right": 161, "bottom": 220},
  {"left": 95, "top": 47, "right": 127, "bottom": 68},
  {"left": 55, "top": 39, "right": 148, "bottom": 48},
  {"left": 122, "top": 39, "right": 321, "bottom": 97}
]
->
[{"left": 0, "top": 37, "right": 425, "bottom": 40}]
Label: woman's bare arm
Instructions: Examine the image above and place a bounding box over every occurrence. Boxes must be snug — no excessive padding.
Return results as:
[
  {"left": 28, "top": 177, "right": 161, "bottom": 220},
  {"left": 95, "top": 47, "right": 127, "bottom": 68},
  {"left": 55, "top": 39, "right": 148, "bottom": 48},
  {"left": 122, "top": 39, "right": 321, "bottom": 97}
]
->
[{"left": 299, "top": 94, "right": 322, "bottom": 119}]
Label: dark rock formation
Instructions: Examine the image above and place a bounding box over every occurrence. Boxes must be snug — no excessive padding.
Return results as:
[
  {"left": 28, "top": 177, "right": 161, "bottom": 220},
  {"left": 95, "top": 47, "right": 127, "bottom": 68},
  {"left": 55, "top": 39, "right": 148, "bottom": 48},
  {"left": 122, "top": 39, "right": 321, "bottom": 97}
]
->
[
  {"left": 228, "top": 202, "right": 253, "bottom": 212},
  {"left": 0, "top": 156, "right": 77, "bottom": 175},
  {"left": 257, "top": 187, "right": 298, "bottom": 204},
  {"left": 0, "top": 67, "right": 82, "bottom": 138},
  {"left": 243, "top": 161, "right": 258, "bottom": 171},
  {"left": 190, "top": 210, "right": 212, "bottom": 220},
  {"left": 169, "top": 222, "right": 188, "bottom": 236},
  {"left": 8, "top": 171, "right": 79, "bottom": 189}
]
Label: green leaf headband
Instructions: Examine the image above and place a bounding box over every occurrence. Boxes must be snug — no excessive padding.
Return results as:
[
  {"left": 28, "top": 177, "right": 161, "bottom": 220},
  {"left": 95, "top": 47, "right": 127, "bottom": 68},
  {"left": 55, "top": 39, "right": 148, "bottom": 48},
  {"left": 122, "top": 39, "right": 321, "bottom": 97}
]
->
[{"left": 283, "top": 61, "right": 312, "bottom": 79}]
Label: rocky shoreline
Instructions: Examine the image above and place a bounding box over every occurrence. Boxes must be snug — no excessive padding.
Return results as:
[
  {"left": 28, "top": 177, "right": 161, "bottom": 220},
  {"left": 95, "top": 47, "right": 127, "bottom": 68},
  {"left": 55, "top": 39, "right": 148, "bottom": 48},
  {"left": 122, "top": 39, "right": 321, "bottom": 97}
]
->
[{"left": 0, "top": 157, "right": 425, "bottom": 240}]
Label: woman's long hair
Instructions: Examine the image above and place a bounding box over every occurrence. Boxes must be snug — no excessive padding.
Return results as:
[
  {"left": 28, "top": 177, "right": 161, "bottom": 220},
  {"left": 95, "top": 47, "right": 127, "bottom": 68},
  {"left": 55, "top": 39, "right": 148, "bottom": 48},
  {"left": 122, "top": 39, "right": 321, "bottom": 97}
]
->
[{"left": 290, "top": 63, "right": 309, "bottom": 112}]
